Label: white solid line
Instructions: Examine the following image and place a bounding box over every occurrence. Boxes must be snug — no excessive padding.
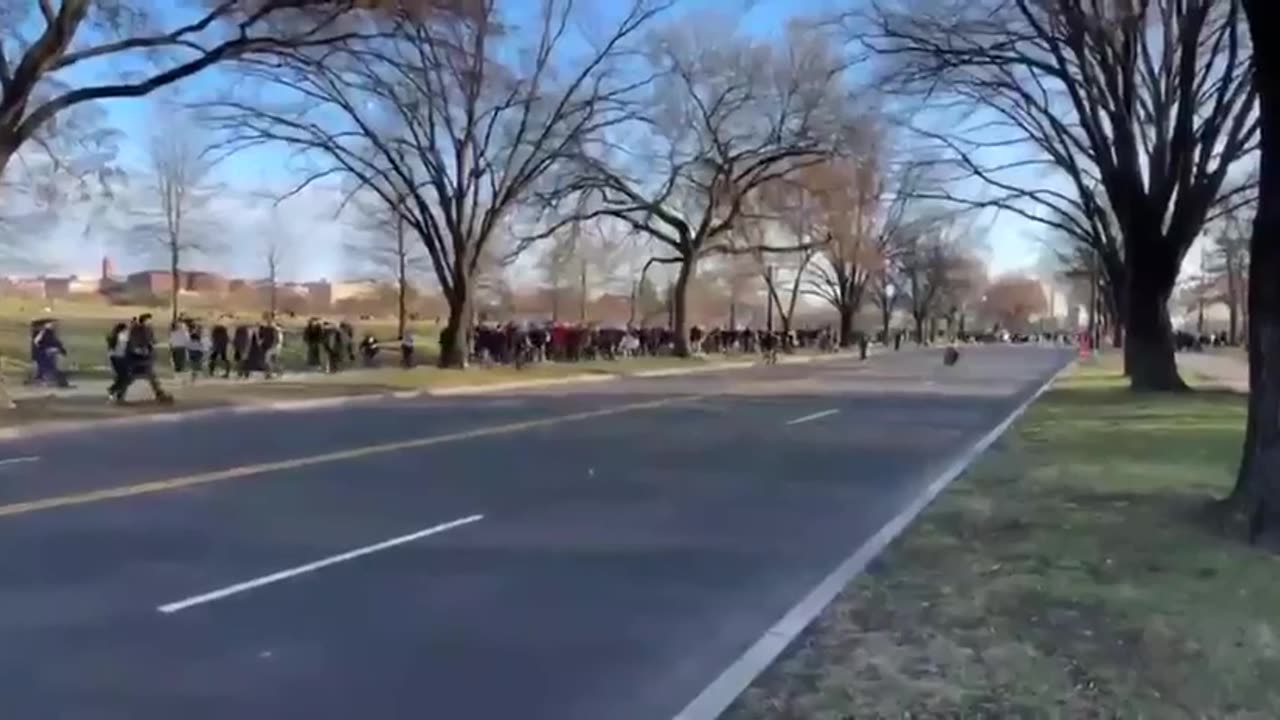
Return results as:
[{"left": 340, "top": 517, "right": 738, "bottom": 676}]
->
[
  {"left": 157, "top": 514, "right": 484, "bottom": 615},
  {"left": 0, "top": 456, "right": 40, "bottom": 467},
  {"left": 672, "top": 356, "right": 1076, "bottom": 720},
  {"left": 785, "top": 409, "right": 840, "bottom": 426}
]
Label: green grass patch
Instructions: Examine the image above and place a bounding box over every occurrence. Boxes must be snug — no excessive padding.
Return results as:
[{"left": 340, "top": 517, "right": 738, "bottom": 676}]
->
[
  {"left": 728, "top": 363, "right": 1280, "bottom": 719},
  {"left": 0, "top": 302, "right": 439, "bottom": 380}
]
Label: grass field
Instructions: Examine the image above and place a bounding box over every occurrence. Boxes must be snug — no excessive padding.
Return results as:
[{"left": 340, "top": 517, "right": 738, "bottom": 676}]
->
[
  {"left": 728, "top": 360, "right": 1280, "bottom": 719},
  {"left": 0, "top": 298, "right": 436, "bottom": 379}
]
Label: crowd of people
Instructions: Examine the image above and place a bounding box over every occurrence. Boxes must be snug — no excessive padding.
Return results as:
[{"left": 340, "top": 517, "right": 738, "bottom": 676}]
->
[{"left": 16, "top": 309, "right": 1124, "bottom": 404}]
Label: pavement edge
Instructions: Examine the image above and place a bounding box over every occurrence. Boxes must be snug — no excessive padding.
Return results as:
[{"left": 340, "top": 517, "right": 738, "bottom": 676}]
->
[{"left": 671, "top": 354, "right": 1078, "bottom": 720}]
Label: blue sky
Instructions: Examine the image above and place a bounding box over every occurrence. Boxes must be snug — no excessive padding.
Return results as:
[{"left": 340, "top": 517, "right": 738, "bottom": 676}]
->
[{"left": 21, "top": 0, "right": 1044, "bottom": 283}]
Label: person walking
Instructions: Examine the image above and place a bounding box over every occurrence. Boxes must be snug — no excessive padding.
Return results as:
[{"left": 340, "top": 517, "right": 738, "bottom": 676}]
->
[
  {"left": 169, "top": 320, "right": 190, "bottom": 375},
  {"left": 120, "top": 314, "right": 172, "bottom": 404},
  {"left": 186, "top": 319, "right": 206, "bottom": 382},
  {"left": 32, "top": 319, "right": 71, "bottom": 387},
  {"left": 400, "top": 328, "right": 415, "bottom": 369},
  {"left": 106, "top": 321, "right": 130, "bottom": 402}
]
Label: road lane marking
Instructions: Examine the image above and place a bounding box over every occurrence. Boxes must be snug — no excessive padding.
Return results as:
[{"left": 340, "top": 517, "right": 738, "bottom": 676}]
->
[
  {"left": 0, "top": 395, "right": 706, "bottom": 519},
  {"left": 0, "top": 398, "right": 699, "bottom": 517},
  {"left": 158, "top": 514, "right": 483, "bottom": 614},
  {"left": 0, "top": 456, "right": 39, "bottom": 467},
  {"left": 784, "top": 409, "right": 840, "bottom": 426},
  {"left": 673, "top": 355, "right": 1076, "bottom": 720}
]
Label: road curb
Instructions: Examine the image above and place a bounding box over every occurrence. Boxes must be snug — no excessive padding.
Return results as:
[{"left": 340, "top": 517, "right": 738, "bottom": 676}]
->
[
  {"left": 0, "top": 353, "right": 860, "bottom": 441},
  {"left": 672, "top": 355, "right": 1077, "bottom": 720},
  {"left": 427, "top": 373, "right": 616, "bottom": 396}
]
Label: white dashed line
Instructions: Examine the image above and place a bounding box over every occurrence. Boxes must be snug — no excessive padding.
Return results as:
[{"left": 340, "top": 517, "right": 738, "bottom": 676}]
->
[
  {"left": 0, "top": 456, "right": 40, "bottom": 467},
  {"left": 158, "top": 514, "right": 484, "bottom": 614},
  {"left": 784, "top": 409, "right": 840, "bottom": 426}
]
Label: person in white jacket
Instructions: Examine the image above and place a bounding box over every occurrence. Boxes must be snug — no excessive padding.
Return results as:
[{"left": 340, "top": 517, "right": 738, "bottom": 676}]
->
[{"left": 169, "top": 320, "right": 190, "bottom": 374}]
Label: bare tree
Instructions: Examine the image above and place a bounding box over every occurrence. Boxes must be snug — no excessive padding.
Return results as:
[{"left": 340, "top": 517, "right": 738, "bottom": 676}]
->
[
  {"left": 1041, "top": 226, "right": 1121, "bottom": 347},
  {"left": 205, "top": 0, "right": 671, "bottom": 367},
  {"left": 0, "top": 0, "right": 403, "bottom": 186},
  {"left": 869, "top": 264, "right": 900, "bottom": 340},
  {"left": 1207, "top": 209, "right": 1252, "bottom": 345},
  {"left": 759, "top": 248, "right": 817, "bottom": 336},
  {"left": 982, "top": 274, "right": 1048, "bottom": 333},
  {"left": 548, "top": 22, "right": 850, "bottom": 355},
  {"left": 538, "top": 217, "right": 630, "bottom": 323},
  {"left": 940, "top": 249, "right": 989, "bottom": 336},
  {"left": 263, "top": 221, "right": 290, "bottom": 319},
  {"left": 896, "top": 217, "right": 977, "bottom": 343},
  {"left": 346, "top": 190, "right": 428, "bottom": 337},
  {"left": 699, "top": 251, "right": 766, "bottom": 332},
  {"left": 802, "top": 142, "right": 920, "bottom": 345},
  {"left": 124, "top": 116, "right": 221, "bottom": 325},
  {"left": 859, "top": 0, "right": 1259, "bottom": 390},
  {"left": 729, "top": 186, "right": 816, "bottom": 335}
]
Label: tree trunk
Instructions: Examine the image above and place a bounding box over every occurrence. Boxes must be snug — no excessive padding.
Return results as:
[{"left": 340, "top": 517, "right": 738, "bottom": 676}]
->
[
  {"left": 579, "top": 259, "right": 588, "bottom": 324},
  {"left": 1230, "top": 0, "right": 1280, "bottom": 521},
  {"left": 672, "top": 258, "right": 694, "bottom": 357},
  {"left": 628, "top": 281, "right": 637, "bottom": 328},
  {"left": 1229, "top": 299, "right": 1240, "bottom": 346},
  {"left": 397, "top": 271, "right": 407, "bottom": 340},
  {"left": 913, "top": 313, "right": 925, "bottom": 345},
  {"left": 438, "top": 279, "right": 473, "bottom": 369},
  {"left": 169, "top": 246, "right": 180, "bottom": 326},
  {"left": 839, "top": 305, "right": 855, "bottom": 348},
  {"left": 1124, "top": 245, "right": 1186, "bottom": 391},
  {"left": 396, "top": 217, "right": 408, "bottom": 338},
  {"left": 880, "top": 301, "right": 891, "bottom": 341},
  {"left": 0, "top": 142, "right": 14, "bottom": 181},
  {"left": 1229, "top": 184, "right": 1280, "bottom": 511}
]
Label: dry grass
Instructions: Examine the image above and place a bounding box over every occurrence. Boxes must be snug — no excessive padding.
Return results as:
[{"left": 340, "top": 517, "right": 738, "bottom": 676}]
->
[{"left": 728, "top": 361, "right": 1280, "bottom": 720}]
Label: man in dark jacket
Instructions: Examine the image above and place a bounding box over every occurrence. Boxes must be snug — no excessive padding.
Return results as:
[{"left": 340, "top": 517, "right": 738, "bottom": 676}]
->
[
  {"left": 303, "top": 318, "right": 322, "bottom": 370},
  {"left": 232, "top": 324, "right": 253, "bottom": 379},
  {"left": 120, "top": 314, "right": 172, "bottom": 403},
  {"left": 208, "top": 321, "right": 231, "bottom": 378},
  {"left": 322, "top": 321, "right": 344, "bottom": 373}
]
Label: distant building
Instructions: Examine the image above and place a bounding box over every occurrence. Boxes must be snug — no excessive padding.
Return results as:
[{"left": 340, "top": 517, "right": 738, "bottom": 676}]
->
[
  {"left": 186, "top": 271, "right": 230, "bottom": 295},
  {"left": 127, "top": 271, "right": 174, "bottom": 295},
  {"left": 41, "top": 276, "right": 73, "bottom": 299},
  {"left": 330, "top": 280, "right": 383, "bottom": 303},
  {"left": 304, "top": 281, "right": 333, "bottom": 308},
  {"left": 127, "top": 270, "right": 231, "bottom": 296}
]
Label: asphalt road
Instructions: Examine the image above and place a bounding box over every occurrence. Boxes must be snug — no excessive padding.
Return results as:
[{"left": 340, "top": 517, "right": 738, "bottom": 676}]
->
[{"left": 0, "top": 345, "right": 1071, "bottom": 720}]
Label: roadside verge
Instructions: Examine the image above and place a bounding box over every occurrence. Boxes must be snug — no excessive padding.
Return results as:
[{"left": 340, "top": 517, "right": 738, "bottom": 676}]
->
[{"left": 721, "top": 360, "right": 1277, "bottom": 719}]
